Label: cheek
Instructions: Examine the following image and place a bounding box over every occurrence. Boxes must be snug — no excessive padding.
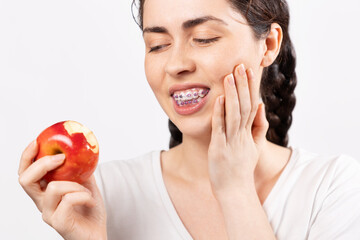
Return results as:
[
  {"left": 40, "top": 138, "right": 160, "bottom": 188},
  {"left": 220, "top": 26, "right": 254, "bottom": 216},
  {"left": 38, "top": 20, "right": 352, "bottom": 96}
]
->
[
  {"left": 145, "top": 56, "right": 163, "bottom": 94},
  {"left": 194, "top": 43, "right": 251, "bottom": 86},
  {"left": 207, "top": 41, "right": 259, "bottom": 83},
  {"left": 144, "top": 56, "right": 172, "bottom": 115}
]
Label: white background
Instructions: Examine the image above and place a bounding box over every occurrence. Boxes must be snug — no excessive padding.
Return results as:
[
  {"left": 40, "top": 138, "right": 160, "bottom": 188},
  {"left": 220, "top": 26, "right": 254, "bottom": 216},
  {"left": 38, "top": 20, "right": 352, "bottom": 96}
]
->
[{"left": 1, "top": 0, "right": 359, "bottom": 239}]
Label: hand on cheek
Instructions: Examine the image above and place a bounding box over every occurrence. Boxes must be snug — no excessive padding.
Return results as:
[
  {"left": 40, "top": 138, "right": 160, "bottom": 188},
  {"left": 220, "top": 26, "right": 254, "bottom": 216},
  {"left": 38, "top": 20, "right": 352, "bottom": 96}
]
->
[{"left": 208, "top": 64, "right": 269, "bottom": 196}]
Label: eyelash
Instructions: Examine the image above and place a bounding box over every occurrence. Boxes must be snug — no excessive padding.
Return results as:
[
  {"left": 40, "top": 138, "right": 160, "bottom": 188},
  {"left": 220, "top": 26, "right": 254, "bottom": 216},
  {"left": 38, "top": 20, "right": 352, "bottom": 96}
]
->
[{"left": 148, "top": 37, "right": 220, "bottom": 53}]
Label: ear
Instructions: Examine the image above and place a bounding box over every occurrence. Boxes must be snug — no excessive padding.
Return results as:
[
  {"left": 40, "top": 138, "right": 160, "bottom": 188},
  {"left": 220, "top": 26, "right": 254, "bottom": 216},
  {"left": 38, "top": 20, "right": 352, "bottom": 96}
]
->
[{"left": 260, "top": 23, "right": 283, "bottom": 67}]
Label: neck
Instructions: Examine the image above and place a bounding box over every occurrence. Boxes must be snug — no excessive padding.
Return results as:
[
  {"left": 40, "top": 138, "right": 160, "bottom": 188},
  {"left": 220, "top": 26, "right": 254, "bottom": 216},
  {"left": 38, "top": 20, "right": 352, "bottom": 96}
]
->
[
  {"left": 175, "top": 133, "right": 212, "bottom": 183},
  {"left": 166, "top": 135, "right": 288, "bottom": 186}
]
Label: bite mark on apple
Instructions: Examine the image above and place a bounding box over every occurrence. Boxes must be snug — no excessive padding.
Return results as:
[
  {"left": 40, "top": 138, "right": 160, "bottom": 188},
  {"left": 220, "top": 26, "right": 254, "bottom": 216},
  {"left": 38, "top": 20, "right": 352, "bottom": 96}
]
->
[{"left": 64, "top": 121, "right": 99, "bottom": 154}]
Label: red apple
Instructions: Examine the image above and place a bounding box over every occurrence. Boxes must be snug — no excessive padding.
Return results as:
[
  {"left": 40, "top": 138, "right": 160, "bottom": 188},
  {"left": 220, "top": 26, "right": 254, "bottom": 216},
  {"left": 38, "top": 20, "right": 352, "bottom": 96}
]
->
[{"left": 34, "top": 120, "right": 99, "bottom": 184}]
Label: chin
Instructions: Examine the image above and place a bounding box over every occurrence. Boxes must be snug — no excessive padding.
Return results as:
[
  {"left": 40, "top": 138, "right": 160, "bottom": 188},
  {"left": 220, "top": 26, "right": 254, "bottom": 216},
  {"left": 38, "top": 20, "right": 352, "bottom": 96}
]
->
[
  {"left": 164, "top": 94, "right": 216, "bottom": 139},
  {"left": 174, "top": 113, "right": 213, "bottom": 140}
]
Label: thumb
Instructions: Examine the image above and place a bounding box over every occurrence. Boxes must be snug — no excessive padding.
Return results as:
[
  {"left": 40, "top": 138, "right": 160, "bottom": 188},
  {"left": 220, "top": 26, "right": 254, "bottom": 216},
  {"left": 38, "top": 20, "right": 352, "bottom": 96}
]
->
[{"left": 252, "top": 103, "right": 269, "bottom": 145}]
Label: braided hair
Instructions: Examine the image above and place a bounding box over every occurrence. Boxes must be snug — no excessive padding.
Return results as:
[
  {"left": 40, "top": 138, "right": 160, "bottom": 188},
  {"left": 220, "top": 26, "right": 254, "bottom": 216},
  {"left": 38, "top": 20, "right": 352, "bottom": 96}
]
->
[{"left": 132, "top": 0, "right": 297, "bottom": 148}]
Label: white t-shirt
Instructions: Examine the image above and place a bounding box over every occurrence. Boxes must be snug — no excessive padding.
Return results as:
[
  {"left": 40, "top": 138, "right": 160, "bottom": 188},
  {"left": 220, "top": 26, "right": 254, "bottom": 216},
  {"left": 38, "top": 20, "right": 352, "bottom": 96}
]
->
[{"left": 94, "top": 146, "right": 360, "bottom": 240}]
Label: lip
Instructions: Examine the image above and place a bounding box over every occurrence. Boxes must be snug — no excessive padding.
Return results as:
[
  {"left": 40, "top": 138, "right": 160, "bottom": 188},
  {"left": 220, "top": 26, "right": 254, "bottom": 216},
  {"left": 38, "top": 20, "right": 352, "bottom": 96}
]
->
[{"left": 169, "top": 83, "right": 210, "bottom": 96}]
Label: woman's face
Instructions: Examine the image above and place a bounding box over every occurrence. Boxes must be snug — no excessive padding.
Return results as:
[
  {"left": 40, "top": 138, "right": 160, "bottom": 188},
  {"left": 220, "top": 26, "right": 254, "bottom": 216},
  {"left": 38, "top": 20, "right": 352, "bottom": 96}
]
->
[{"left": 142, "top": 0, "right": 265, "bottom": 139}]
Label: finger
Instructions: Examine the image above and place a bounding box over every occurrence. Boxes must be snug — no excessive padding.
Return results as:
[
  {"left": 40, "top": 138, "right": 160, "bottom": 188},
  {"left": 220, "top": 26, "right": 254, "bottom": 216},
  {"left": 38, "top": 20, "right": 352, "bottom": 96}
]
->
[
  {"left": 55, "top": 191, "right": 96, "bottom": 218},
  {"left": 19, "top": 154, "right": 66, "bottom": 200},
  {"left": 235, "top": 64, "right": 251, "bottom": 130},
  {"left": 252, "top": 103, "right": 269, "bottom": 146},
  {"left": 211, "top": 95, "right": 226, "bottom": 145},
  {"left": 82, "top": 175, "right": 103, "bottom": 203},
  {"left": 42, "top": 181, "right": 94, "bottom": 222},
  {"left": 224, "top": 73, "right": 241, "bottom": 139},
  {"left": 18, "top": 140, "right": 38, "bottom": 176},
  {"left": 62, "top": 191, "right": 96, "bottom": 209},
  {"left": 45, "top": 191, "right": 96, "bottom": 228},
  {"left": 245, "top": 68, "right": 260, "bottom": 130}
]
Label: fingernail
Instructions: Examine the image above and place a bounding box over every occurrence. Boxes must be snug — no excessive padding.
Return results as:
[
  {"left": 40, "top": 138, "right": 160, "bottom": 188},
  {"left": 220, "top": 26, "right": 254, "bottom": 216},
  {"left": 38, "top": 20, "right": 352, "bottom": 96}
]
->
[
  {"left": 31, "top": 140, "right": 37, "bottom": 147},
  {"left": 227, "top": 74, "right": 235, "bottom": 85},
  {"left": 238, "top": 64, "right": 246, "bottom": 76},
  {"left": 53, "top": 154, "right": 66, "bottom": 162}
]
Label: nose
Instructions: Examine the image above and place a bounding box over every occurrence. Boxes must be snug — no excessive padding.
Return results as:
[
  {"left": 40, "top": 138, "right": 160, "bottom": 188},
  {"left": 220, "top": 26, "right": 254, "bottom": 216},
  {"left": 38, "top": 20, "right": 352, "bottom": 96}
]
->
[{"left": 164, "top": 44, "right": 196, "bottom": 77}]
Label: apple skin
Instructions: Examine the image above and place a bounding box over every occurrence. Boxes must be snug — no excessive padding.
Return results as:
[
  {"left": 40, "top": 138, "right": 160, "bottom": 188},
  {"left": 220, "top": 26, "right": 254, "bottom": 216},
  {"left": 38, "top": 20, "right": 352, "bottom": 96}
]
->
[{"left": 34, "top": 120, "right": 99, "bottom": 184}]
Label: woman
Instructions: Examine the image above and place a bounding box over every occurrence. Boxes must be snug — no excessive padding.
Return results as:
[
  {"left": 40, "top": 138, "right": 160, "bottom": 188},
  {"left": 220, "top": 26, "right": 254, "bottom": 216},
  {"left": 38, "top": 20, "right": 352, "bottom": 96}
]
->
[{"left": 18, "top": 0, "right": 360, "bottom": 239}]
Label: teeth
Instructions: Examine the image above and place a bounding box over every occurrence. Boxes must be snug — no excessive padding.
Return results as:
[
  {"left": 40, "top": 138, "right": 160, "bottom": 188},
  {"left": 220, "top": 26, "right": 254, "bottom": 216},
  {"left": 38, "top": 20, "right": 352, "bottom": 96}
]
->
[
  {"left": 173, "top": 88, "right": 209, "bottom": 107},
  {"left": 178, "top": 92, "right": 186, "bottom": 100},
  {"left": 173, "top": 88, "right": 209, "bottom": 101},
  {"left": 185, "top": 91, "right": 193, "bottom": 100},
  {"left": 198, "top": 89, "right": 207, "bottom": 98}
]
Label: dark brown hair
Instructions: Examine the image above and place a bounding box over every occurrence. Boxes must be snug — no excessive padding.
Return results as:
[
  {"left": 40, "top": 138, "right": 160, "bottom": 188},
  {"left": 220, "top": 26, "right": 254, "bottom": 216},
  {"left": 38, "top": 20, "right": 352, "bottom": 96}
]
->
[{"left": 131, "top": 0, "right": 297, "bottom": 148}]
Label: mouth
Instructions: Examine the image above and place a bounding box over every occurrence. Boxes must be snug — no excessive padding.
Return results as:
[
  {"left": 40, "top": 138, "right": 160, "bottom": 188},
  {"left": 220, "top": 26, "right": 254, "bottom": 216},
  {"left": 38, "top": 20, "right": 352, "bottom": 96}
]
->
[
  {"left": 171, "top": 88, "right": 210, "bottom": 115},
  {"left": 171, "top": 87, "right": 210, "bottom": 103}
]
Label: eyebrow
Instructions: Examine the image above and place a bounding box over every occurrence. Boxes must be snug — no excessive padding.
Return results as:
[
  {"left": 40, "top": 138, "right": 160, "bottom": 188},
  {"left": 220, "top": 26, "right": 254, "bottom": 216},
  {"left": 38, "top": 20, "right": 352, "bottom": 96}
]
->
[{"left": 142, "top": 15, "right": 228, "bottom": 36}]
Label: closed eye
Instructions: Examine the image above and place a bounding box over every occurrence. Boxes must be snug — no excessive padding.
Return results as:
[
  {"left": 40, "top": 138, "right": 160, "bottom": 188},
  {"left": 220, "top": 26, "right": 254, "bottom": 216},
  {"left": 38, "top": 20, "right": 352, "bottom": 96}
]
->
[
  {"left": 193, "top": 37, "right": 220, "bottom": 44},
  {"left": 148, "top": 37, "right": 220, "bottom": 53}
]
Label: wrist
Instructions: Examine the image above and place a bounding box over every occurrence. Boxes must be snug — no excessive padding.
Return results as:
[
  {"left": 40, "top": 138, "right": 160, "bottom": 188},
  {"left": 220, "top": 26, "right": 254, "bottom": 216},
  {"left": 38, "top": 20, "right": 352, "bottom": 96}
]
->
[
  {"left": 214, "top": 182, "right": 257, "bottom": 203},
  {"left": 98, "top": 230, "right": 108, "bottom": 240},
  {"left": 91, "top": 233, "right": 107, "bottom": 240}
]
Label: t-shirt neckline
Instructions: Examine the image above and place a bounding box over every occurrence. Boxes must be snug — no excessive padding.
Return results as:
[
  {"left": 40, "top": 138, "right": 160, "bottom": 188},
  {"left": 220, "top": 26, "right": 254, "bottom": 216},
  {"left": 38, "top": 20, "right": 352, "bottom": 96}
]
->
[
  {"left": 262, "top": 146, "right": 299, "bottom": 209},
  {"left": 152, "top": 150, "right": 194, "bottom": 240},
  {"left": 152, "top": 146, "right": 299, "bottom": 240}
]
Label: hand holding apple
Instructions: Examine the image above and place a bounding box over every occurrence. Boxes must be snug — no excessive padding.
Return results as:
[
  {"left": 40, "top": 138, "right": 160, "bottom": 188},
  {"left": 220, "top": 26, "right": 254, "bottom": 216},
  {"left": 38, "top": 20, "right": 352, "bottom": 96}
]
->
[
  {"left": 18, "top": 134, "right": 107, "bottom": 240},
  {"left": 34, "top": 120, "right": 99, "bottom": 184}
]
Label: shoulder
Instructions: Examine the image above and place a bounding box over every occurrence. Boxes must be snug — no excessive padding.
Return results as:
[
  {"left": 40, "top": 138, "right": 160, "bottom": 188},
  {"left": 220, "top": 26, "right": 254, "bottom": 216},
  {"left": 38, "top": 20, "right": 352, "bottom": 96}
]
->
[
  {"left": 96, "top": 150, "right": 157, "bottom": 175},
  {"left": 276, "top": 147, "right": 360, "bottom": 213},
  {"left": 94, "top": 150, "right": 161, "bottom": 184},
  {"left": 292, "top": 147, "right": 360, "bottom": 185},
  {"left": 93, "top": 150, "right": 163, "bottom": 201},
  {"left": 294, "top": 149, "right": 360, "bottom": 238},
  {"left": 267, "top": 148, "right": 360, "bottom": 238},
  {"left": 312, "top": 152, "right": 360, "bottom": 198},
  {"left": 291, "top": 147, "right": 360, "bottom": 214}
]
